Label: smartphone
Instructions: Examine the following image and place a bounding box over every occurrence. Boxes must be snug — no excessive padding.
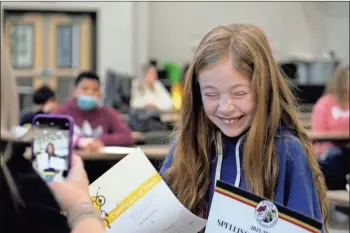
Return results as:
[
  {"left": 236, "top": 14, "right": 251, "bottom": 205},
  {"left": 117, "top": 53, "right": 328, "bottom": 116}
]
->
[{"left": 32, "top": 114, "right": 74, "bottom": 182}]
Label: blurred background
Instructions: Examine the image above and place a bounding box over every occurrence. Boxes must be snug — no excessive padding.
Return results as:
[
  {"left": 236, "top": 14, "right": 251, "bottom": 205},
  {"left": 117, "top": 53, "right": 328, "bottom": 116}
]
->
[{"left": 1, "top": 1, "right": 349, "bottom": 114}]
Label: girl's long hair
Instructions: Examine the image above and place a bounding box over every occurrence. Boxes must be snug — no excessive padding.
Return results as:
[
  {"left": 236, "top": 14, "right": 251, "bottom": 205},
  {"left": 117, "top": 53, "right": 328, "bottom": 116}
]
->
[
  {"left": 163, "top": 24, "right": 329, "bottom": 231},
  {"left": 45, "top": 142, "right": 56, "bottom": 158},
  {"left": 136, "top": 64, "right": 157, "bottom": 95}
]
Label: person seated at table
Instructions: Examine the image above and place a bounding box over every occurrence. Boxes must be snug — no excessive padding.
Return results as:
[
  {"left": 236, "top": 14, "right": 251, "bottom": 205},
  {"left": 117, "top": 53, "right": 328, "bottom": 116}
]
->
[
  {"left": 20, "top": 85, "right": 58, "bottom": 128},
  {"left": 52, "top": 71, "right": 133, "bottom": 149},
  {"left": 311, "top": 66, "right": 349, "bottom": 191},
  {"left": 130, "top": 64, "right": 173, "bottom": 112}
]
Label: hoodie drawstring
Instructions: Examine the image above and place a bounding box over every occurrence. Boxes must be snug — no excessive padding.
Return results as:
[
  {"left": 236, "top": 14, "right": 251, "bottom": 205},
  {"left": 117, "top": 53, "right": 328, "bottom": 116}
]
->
[{"left": 214, "top": 132, "right": 245, "bottom": 188}]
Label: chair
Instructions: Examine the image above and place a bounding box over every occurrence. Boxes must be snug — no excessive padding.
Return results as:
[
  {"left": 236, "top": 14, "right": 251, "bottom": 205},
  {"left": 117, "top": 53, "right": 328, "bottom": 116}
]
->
[{"left": 103, "top": 69, "right": 133, "bottom": 114}]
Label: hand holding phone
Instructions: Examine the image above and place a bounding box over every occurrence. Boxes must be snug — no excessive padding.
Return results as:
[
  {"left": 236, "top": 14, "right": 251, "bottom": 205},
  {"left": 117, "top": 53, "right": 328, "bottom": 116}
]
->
[
  {"left": 48, "top": 154, "right": 91, "bottom": 211},
  {"left": 32, "top": 114, "right": 73, "bottom": 182}
]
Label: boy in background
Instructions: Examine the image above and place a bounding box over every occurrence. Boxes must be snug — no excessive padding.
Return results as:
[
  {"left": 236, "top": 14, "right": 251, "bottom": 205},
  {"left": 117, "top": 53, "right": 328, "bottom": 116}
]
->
[{"left": 52, "top": 71, "right": 133, "bottom": 150}]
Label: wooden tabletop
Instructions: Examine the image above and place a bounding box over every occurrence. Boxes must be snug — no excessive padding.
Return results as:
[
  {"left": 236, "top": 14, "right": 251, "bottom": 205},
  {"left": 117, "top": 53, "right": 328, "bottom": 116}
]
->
[
  {"left": 327, "top": 190, "right": 349, "bottom": 207},
  {"left": 132, "top": 131, "right": 145, "bottom": 142},
  {"left": 160, "top": 112, "right": 179, "bottom": 123},
  {"left": 308, "top": 131, "right": 349, "bottom": 142},
  {"left": 122, "top": 112, "right": 179, "bottom": 123},
  {"left": 77, "top": 144, "right": 170, "bottom": 161},
  {"left": 131, "top": 130, "right": 350, "bottom": 143},
  {"left": 80, "top": 131, "right": 349, "bottom": 161}
]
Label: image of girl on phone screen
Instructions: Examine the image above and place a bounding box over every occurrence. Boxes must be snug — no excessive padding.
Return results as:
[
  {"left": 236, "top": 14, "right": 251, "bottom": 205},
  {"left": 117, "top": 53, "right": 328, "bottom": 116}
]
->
[
  {"left": 43, "top": 142, "right": 58, "bottom": 182},
  {"left": 35, "top": 142, "right": 66, "bottom": 182},
  {"left": 160, "top": 24, "right": 329, "bottom": 232}
]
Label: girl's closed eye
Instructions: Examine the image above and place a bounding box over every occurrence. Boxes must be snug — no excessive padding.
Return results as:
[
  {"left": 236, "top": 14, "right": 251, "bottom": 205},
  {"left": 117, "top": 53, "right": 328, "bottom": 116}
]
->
[
  {"left": 234, "top": 91, "right": 247, "bottom": 95},
  {"left": 232, "top": 91, "right": 248, "bottom": 97},
  {"left": 204, "top": 92, "right": 220, "bottom": 98}
]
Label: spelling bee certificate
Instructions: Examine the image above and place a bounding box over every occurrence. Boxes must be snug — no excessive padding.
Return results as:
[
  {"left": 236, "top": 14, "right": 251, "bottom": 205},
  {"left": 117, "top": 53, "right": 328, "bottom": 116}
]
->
[{"left": 205, "top": 181, "right": 323, "bottom": 233}]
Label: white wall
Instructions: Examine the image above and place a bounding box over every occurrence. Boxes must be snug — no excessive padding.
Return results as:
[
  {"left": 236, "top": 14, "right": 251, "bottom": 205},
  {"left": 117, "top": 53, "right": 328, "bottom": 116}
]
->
[
  {"left": 2, "top": 2, "right": 348, "bottom": 80},
  {"left": 148, "top": 2, "right": 349, "bottom": 66},
  {"left": 324, "top": 2, "right": 349, "bottom": 65},
  {"left": 1, "top": 2, "right": 138, "bottom": 80},
  {"left": 133, "top": 2, "right": 150, "bottom": 77}
]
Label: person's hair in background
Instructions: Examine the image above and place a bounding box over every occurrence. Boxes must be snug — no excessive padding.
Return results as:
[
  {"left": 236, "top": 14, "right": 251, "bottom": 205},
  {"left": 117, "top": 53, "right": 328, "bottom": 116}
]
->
[
  {"left": 149, "top": 59, "right": 158, "bottom": 68},
  {"left": 75, "top": 71, "right": 100, "bottom": 87},
  {"left": 182, "top": 63, "right": 190, "bottom": 81},
  {"left": 20, "top": 85, "right": 57, "bottom": 127},
  {"left": 137, "top": 64, "right": 158, "bottom": 94},
  {"left": 33, "top": 85, "right": 57, "bottom": 113},
  {"left": 162, "top": 24, "right": 329, "bottom": 230},
  {"left": 324, "top": 66, "right": 349, "bottom": 108}
]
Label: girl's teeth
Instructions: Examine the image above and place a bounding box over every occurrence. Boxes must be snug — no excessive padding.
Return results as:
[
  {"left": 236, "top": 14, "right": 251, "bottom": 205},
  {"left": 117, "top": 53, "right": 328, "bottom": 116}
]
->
[{"left": 223, "top": 118, "right": 239, "bottom": 124}]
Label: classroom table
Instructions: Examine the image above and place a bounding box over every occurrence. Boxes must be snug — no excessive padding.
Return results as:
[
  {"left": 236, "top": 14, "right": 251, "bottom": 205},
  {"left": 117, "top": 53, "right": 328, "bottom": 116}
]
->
[
  {"left": 160, "top": 112, "right": 180, "bottom": 123},
  {"left": 308, "top": 132, "right": 350, "bottom": 143},
  {"left": 132, "top": 131, "right": 145, "bottom": 143},
  {"left": 77, "top": 144, "right": 169, "bottom": 160},
  {"left": 81, "top": 131, "right": 349, "bottom": 182},
  {"left": 122, "top": 112, "right": 180, "bottom": 123},
  {"left": 131, "top": 130, "right": 350, "bottom": 144},
  {"left": 327, "top": 190, "right": 349, "bottom": 207},
  {"left": 82, "top": 131, "right": 349, "bottom": 162}
]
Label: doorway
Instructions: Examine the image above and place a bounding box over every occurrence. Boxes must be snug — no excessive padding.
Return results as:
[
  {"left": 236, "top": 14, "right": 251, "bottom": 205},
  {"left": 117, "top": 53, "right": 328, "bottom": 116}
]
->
[{"left": 3, "top": 10, "right": 97, "bottom": 113}]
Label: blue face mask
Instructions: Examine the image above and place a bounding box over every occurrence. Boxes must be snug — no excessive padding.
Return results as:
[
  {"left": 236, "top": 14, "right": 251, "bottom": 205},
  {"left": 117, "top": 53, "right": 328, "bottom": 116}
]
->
[{"left": 77, "top": 95, "right": 98, "bottom": 111}]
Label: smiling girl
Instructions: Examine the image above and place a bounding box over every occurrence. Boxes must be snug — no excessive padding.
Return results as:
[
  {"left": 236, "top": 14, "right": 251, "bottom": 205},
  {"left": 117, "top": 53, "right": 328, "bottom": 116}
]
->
[{"left": 160, "top": 24, "right": 329, "bottom": 232}]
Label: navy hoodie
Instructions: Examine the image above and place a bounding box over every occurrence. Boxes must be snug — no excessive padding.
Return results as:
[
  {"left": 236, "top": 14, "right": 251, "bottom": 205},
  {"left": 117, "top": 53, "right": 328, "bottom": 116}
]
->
[{"left": 160, "top": 128, "right": 324, "bottom": 229}]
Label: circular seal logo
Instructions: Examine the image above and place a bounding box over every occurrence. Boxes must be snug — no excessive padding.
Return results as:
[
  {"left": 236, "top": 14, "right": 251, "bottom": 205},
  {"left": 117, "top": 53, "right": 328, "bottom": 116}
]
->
[{"left": 255, "top": 200, "right": 279, "bottom": 228}]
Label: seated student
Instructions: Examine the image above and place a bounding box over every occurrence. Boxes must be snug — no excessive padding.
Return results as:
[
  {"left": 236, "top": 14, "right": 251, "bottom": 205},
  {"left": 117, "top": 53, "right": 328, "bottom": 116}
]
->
[
  {"left": 130, "top": 64, "right": 173, "bottom": 112},
  {"left": 20, "top": 85, "right": 58, "bottom": 127},
  {"left": 160, "top": 24, "right": 329, "bottom": 231},
  {"left": 52, "top": 71, "right": 133, "bottom": 149},
  {"left": 311, "top": 67, "right": 349, "bottom": 191}
]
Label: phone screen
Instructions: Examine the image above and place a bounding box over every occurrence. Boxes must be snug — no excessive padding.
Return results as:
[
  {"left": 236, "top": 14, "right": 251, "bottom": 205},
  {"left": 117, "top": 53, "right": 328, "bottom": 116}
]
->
[{"left": 32, "top": 116, "right": 72, "bottom": 182}]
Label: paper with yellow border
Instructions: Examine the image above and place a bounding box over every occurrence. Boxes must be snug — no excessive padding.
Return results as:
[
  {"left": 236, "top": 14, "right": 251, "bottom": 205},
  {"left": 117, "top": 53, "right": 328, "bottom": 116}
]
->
[{"left": 89, "top": 147, "right": 207, "bottom": 233}]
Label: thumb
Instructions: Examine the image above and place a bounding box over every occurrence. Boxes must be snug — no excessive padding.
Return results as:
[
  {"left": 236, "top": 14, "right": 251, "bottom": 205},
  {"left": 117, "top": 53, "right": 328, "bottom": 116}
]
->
[{"left": 67, "top": 154, "right": 85, "bottom": 180}]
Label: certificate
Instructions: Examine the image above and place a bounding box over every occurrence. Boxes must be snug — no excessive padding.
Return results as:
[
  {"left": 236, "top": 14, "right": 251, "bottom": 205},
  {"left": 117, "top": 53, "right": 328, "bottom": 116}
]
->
[
  {"left": 89, "top": 148, "right": 206, "bottom": 233},
  {"left": 205, "top": 181, "right": 323, "bottom": 233}
]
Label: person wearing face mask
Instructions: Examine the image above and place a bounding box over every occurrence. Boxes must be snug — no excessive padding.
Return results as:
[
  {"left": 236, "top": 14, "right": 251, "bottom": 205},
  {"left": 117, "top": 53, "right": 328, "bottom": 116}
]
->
[
  {"left": 52, "top": 72, "right": 133, "bottom": 150},
  {"left": 20, "top": 85, "right": 58, "bottom": 128}
]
